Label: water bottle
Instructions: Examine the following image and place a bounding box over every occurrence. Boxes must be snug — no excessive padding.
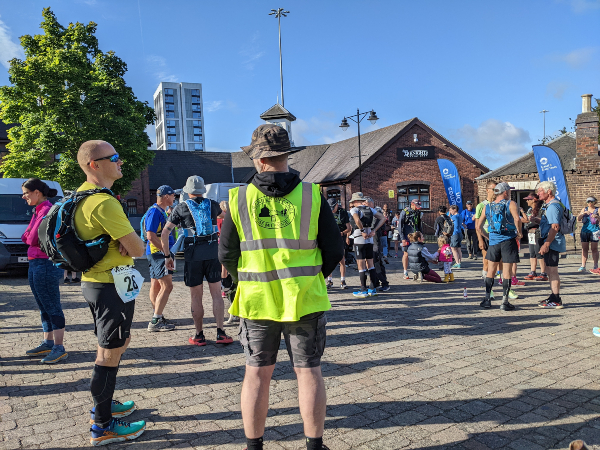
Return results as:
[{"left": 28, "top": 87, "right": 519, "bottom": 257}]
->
[{"left": 463, "top": 287, "right": 468, "bottom": 298}]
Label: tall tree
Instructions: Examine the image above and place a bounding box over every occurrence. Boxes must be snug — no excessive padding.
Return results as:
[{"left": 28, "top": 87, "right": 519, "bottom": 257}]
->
[{"left": 0, "top": 8, "right": 154, "bottom": 193}]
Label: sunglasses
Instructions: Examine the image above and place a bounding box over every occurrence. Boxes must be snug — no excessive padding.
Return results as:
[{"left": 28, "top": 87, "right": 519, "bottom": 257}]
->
[{"left": 88, "top": 153, "right": 120, "bottom": 165}]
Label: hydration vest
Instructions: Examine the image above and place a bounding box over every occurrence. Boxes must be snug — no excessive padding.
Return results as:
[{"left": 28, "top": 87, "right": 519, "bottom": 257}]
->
[
  {"left": 486, "top": 200, "right": 516, "bottom": 236},
  {"left": 185, "top": 198, "right": 214, "bottom": 236},
  {"left": 403, "top": 208, "right": 421, "bottom": 231}
]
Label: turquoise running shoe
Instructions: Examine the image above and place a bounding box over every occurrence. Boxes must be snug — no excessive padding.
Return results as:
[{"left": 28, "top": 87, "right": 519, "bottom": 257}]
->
[
  {"left": 367, "top": 288, "right": 378, "bottom": 296},
  {"left": 593, "top": 327, "right": 600, "bottom": 338},
  {"left": 90, "top": 400, "right": 136, "bottom": 424},
  {"left": 353, "top": 290, "right": 369, "bottom": 298},
  {"left": 26, "top": 341, "right": 53, "bottom": 356},
  {"left": 508, "top": 289, "right": 519, "bottom": 300},
  {"left": 90, "top": 418, "right": 145, "bottom": 446},
  {"left": 40, "top": 345, "right": 68, "bottom": 364}
]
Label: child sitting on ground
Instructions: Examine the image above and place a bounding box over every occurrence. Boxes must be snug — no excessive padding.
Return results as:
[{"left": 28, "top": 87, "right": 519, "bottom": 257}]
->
[
  {"left": 437, "top": 235, "right": 454, "bottom": 282},
  {"left": 407, "top": 232, "right": 442, "bottom": 283}
]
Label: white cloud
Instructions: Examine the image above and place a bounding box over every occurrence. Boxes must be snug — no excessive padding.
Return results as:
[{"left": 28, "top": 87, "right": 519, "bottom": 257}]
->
[
  {"left": 559, "top": 0, "right": 600, "bottom": 12},
  {"left": 552, "top": 47, "right": 597, "bottom": 69},
  {"left": 205, "top": 100, "right": 223, "bottom": 112},
  {"left": 452, "top": 119, "right": 531, "bottom": 168},
  {"left": 146, "top": 55, "right": 177, "bottom": 82},
  {"left": 292, "top": 112, "right": 383, "bottom": 147},
  {"left": 546, "top": 81, "right": 570, "bottom": 99},
  {"left": 240, "top": 32, "right": 265, "bottom": 70},
  {"left": 0, "top": 16, "right": 24, "bottom": 69}
]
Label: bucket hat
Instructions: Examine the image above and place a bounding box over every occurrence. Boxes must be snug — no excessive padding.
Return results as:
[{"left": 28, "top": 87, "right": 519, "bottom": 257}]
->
[
  {"left": 349, "top": 192, "right": 365, "bottom": 203},
  {"left": 241, "top": 124, "right": 301, "bottom": 159},
  {"left": 182, "top": 175, "right": 206, "bottom": 195}
]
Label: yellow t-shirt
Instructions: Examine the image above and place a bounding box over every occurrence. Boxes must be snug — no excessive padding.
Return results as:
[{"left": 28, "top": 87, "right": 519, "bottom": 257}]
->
[{"left": 74, "top": 182, "right": 135, "bottom": 283}]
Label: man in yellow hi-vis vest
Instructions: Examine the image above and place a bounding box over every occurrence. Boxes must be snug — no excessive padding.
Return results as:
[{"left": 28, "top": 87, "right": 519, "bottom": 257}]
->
[{"left": 219, "top": 124, "right": 343, "bottom": 450}]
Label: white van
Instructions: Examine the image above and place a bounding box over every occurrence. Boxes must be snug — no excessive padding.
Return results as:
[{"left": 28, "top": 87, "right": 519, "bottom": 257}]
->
[{"left": 0, "top": 178, "right": 63, "bottom": 270}]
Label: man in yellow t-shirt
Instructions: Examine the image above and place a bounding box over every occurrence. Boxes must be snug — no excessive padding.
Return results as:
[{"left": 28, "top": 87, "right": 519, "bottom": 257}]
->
[{"left": 74, "top": 140, "right": 146, "bottom": 446}]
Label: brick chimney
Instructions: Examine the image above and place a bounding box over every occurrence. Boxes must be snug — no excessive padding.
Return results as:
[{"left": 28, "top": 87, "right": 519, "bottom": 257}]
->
[{"left": 575, "top": 94, "right": 599, "bottom": 171}]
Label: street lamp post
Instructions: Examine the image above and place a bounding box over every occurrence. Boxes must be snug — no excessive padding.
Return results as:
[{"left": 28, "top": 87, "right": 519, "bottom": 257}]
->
[
  {"left": 269, "top": 8, "right": 289, "bottom": 107},
  {"left": 339, "top": 109, "right": 379, "bottom": 192},
  {"left": 540, "top": 109, "right": 549, "bottom": 143}
]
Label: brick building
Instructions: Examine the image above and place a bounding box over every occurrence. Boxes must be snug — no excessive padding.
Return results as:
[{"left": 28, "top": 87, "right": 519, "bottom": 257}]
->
[{"left": 476, "top": 94, "right": 600, "bottom": 245}]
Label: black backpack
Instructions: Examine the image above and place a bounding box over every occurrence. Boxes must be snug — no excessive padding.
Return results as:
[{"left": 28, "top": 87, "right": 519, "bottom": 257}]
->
[{"left": 38, "top": 189, "right": 113, "bottom": 272}]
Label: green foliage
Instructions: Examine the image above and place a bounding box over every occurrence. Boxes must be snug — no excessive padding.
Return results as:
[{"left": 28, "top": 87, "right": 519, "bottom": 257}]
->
[{"left": 0, "top": 8, "right": 155, "bottom": 193}]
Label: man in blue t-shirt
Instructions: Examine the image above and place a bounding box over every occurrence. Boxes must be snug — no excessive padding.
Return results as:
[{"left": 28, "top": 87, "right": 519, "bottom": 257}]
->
[
  {"left": 460, "top": 201, "right": 478, "bottom": 259},
  {"left": 537, "top": 181, "right": 566, "bottom": 309},
  {"left": 449, "top": 205, "right": 463, "bottom": 268},
  {"left": 145, "top": 185, "right": 176, "bottom": 331},
  {"left": 480, "top": 182, "right": 522, "bottom": 311}
]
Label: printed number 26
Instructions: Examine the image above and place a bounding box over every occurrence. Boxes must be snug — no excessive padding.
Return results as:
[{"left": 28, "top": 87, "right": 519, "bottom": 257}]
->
[{"left": 124, "top": 275, "right": 139, "bottom": 292}]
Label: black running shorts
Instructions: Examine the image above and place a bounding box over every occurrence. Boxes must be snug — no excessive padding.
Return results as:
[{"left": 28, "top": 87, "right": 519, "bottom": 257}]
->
[
  {"left": 184, "top": 258, "right": 221, "bottom": 287},
  {"left": 239, "top": 312, "right": 327, "bottom": 368},
  {"left": 485, "top": 239, "right": 519, "bottom": 264},
  {"left": 354, "top": 243, "right": 374, "bottom": 260},
  {"left": 82, "top": 282, "right": 135, "bottom": 349}
]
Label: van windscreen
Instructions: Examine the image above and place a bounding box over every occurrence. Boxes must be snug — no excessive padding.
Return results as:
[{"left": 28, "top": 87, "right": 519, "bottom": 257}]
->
[{"left": 0, "top": 195, "right": 36, "bottom": 223}]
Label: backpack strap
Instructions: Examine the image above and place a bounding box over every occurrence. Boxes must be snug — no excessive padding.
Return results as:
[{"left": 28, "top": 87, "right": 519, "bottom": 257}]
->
[{"left": 68, "top": 188, "right": 115, "bottom": 239}]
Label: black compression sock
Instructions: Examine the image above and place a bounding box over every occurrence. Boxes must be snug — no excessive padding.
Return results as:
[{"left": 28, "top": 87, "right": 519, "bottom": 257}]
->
[
  {"left": 502, "top": 278, "right": 511, "bottom": 298},
  {"left": 368, "top": 268, "right": 379, "bottom": 288},
  {"left": 247, "top": 437, "right": 263, "bottom": 450},
  {"left": 359, "top": 271, "right": 367, "bottom": 290},
  {"left": 306, "top": 436, "right": 323, "bottom": 450},
  {"left": 90, "top": 364, "right": 118, "bottom": 428},
  {"left": 485, "top": 277, "right": 494, "bottom": 298}
]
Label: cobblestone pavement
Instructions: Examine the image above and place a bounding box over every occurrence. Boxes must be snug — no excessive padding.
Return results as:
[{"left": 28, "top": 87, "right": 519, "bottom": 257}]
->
[{"left": 2, "top": 255, "right": 600, "bottom": 450}]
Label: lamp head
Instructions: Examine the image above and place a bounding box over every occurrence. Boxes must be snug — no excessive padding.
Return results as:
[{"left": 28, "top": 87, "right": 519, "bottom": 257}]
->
[
  {"left": 340, "top": 118, "right": 350, "bottom": 131},
  {"left": 368, "top": 110, "right": 379, "bottom": 125}
]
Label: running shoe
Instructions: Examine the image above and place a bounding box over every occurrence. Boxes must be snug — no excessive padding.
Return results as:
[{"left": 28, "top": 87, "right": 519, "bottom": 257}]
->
[
  {"left": 593, "top": 327, "right": 600, "bottom": 338},
  {"left": 511, "top": 277, "right": 525, "bottom": 286},
  {"left": 40, "top": 345, "right": 68, "bottom": 364},
  {"left": 26, "top": 341, "right": 53, "bottom": 356},
  {"left": 340, "top": 281, "right": 348, "bottom": 289},
  {"left": 498, "top": 278, "right": 503, "bottom": 286},
  {"left": 394, "top": 253, "right": 398, "bottom": 258},
  {"left": 353, "top": 290, "right": 369, "bottom": 298},
  {"left": 468, "top": 255, "right": 473, "bottom": 259},
  {"left": 216, "top": 329, "right": 233, "bottom": 344},
  {"left": 452, "top": 263, "right": 461, "bottom": 269},
  {"left": 71, "top": 278, "right": 81, "bottom": 283},
  {"left": 473, "top": 256, "right": 478, "bottom": 260},
  {"left": 539, "top": 299, "right": 563, "bottom": 309},
  {"left": 189, "top": 333, "right": 206, "bottom": 346},
  {"left": 367, "top": 288, "right": 378, "bottom": 296},
  {"left": 63, "top": 278, "right": 71, "bottom": 284},
  {"left": 416, "top": 272, "right": 423, "bottom": 283},
  {"left": 90, "top": 418, "right": 146, "bottom": 446},
  {"left": 534, "top": 273, "right": 549, "bottom": 281},
  {"left": 403, "top": 272, "right": 410, "bottom": 280},
  {"left": 221, "top": 291, "right": 226, "bottom": 298},
  {"left": 326, "top": 280, "right": 333, "bottom": 289},
  {"left": 90, "top": 400, "right": 136, "bottom": 424},
  {"left": 489, "top": 290, "right": 495, "bottom": 299},
  {"left": 589, "top": 268, "right": 600, "bottom": 275},
  {"left": 500, "top": 300, "right": 516, "bottom": 311},
  {"left": 524, "top": 272, "right": 537, "bottom": 280},
  {"left": 378, "top": 284, "right": 391, "bottom": 292},
  {"left": 479, "top": 298, "right": 491, "bottom": 308},
  {"left": 148, "top": 317, "right": 175, "bottom": 332},
  {"left": 495, "top": 272, "right": 501, "bottom": 279},
  {"left": 383, "top": 258, "right": 389, "bottom": 264},
  {"left": 508, "top": 290, "right": 519, "bottom": 300},
  {"left": 578, "top": 266, "right": 586, "bottom": 272}
]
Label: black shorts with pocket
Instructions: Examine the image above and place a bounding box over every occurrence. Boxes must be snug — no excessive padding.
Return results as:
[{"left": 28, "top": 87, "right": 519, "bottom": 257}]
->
[
  {"left": 485, "top": 238, "right": 519, "bottom": 264},
  {"left": 184, "top": 258, "right": 221, "bottom": 287},
  {"left": 239, "top": 312, "right": 327, "bottom": 368},
  {"left": 354, "top": 243, "right": 374, "bottom": 260},
  {"left": 539, "top": 238, "right": 560, "bottom": 267},
  {"left": 82, "top": 282, "right": 135, "bottom": 349},
  {"left": 581, "top": 231, "right": 598, "bottom": 243}
]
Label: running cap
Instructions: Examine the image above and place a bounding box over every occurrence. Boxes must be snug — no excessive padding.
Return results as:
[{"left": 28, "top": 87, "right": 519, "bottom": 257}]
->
[
  {"left": 364, "top": 197, "right": 374, "bottom": 204},
  {"left": 157, "top": 185, "right": 175, "bottom": 196},
  {"left": 493, "top": 182, "right": 511, "bottom": 194},
  {"left": 587, "top": 196, "right": 597, "bottom": 203},
  {"left": 182, "top": 175, "right": 206, "bottom": 195},
  {"left": 327, "top": 198, "right": 338, "bottom": 210},
  {"left": 466, "top": 200, "right": 473, "bottom": 205},
  {"left": 523, "top": 192, "right": 538, "bottom": 200}
]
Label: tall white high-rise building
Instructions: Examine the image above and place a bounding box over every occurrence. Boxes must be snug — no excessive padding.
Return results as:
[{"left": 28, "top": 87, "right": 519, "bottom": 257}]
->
[{"left": 153, "top": 82, "right": 205, "bottom": 151}]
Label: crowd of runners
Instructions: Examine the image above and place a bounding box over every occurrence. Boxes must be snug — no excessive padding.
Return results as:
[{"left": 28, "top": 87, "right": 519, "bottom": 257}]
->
[{"left": 16, "top": 123, "right": 599, "bottom": 448}]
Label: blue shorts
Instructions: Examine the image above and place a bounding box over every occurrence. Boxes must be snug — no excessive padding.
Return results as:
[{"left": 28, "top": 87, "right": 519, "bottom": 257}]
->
[
  {"left": 148, "top": 252, "right": 173, "bottom": 279},
  {"left": 450, "top": 234, "right": 462, "bottom": 248}
]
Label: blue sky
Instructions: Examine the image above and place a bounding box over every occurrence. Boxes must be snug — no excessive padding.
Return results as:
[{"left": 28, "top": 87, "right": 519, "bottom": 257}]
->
[{"left": 0, "top": 0, "right": 598, "bottom": 169}]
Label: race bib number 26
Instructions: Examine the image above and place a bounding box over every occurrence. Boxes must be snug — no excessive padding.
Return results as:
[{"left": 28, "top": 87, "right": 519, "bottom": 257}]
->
[{"left": 111, "top": 265, "right": 144, "bottom": 303}]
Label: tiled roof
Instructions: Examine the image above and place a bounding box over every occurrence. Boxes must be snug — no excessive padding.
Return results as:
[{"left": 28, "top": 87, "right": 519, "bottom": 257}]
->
[
  {"left": 231, "top": 151, "right": 255, "bottom": 183},
  {"left": 477, "top": 133, "right": 576, "bottom": 180},
  {"left": 259, "top": 104, "right": 296, "bottom": 121},
  {"left": 147, "top": 150, "right": 233, "bottom": 190}
]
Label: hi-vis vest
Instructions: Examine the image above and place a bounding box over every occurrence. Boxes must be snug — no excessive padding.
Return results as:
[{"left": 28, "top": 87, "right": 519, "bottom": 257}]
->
[{"left": 228, "top": 182, "right": 330, "bottom": 321}]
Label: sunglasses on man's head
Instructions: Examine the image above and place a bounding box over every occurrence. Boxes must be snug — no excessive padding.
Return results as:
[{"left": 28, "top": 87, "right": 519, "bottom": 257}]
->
[{"left": 88, "top": 153, "right": 120, "bottom": 165}]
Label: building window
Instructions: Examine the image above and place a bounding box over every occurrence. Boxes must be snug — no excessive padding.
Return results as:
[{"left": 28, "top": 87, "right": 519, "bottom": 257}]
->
[
  {"left": 166, "top": 112, "right": 175, "bottom": 118},
  {"left": 167, "top": 143, "right": 177, "bottom": 150},
  {"left": 167, "top": 126, "right": 176, "bottom": 134},
  {"left": 194, "top": 143, "right": 202, "bottom": 150},
  {"left": 192, "top": 112, "right": 201, "bottom": 118},
  {"left": 165, "top": 104, "right": 174, "bottom": 111},
  {"left": 193, "top": 127, "right": 202, "bottom": 135},
  {"left": 126, "top": 199, "right": 137, "bottom": 215},
  {"left": 193, "top": 120, "right": 201, "bottom": 127},
  {"left": 397, "top": 185, "right": 430, "bottom": 210},
  {"left": 192, "top": 95, "right": 201, "bottom": 103},
  {"left": 191, "top": 89, "right": 200, "bottom": 96},
  {"left": 165, "top": 95, "right": 174, "bottom": 103},
  {"left": 166, "top": 120, "right": 176, "bottom": 126},
  {"left": 192, "top": 104, "right": 201, "bottom": 111},
  {"left": 165, "top": 88, "right": 173, "bottom": 95},
  {"left": 167, "top": 135, "right": 177, "bottom": 142},
  {"left": 193, "top": 135, "right": 201, "bottom": 142}
]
